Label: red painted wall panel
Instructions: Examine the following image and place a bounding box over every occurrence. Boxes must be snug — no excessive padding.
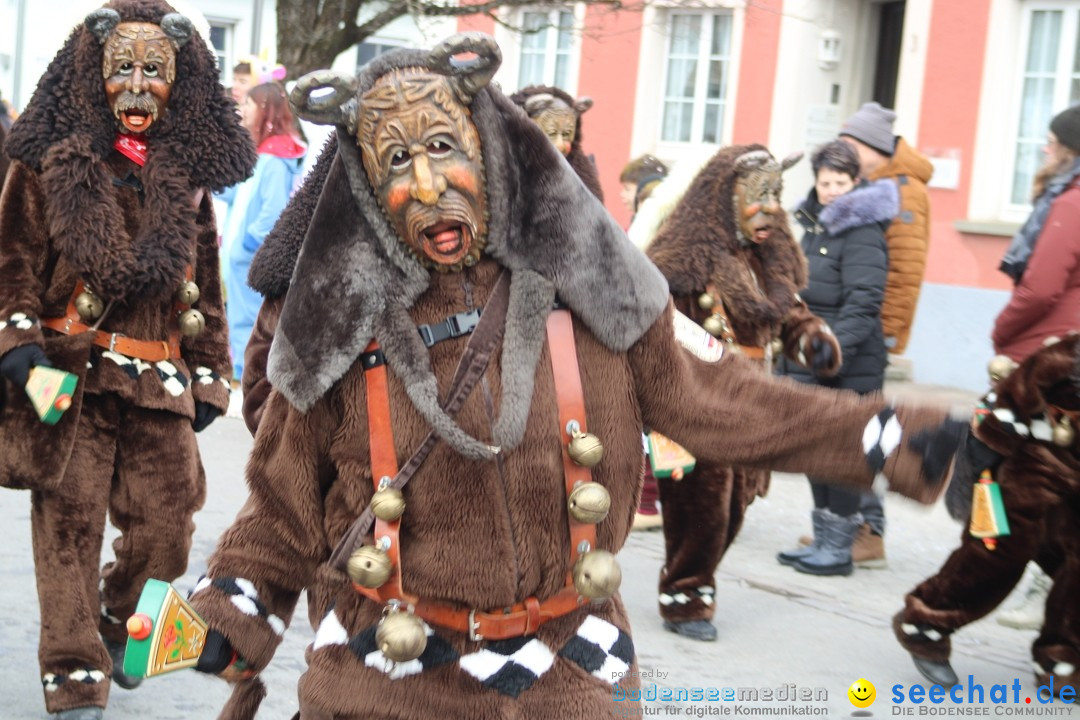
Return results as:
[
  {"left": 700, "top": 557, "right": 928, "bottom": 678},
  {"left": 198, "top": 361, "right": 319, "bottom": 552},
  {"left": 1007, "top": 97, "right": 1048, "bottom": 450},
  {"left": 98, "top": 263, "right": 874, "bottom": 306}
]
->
[{"left": 732, "top": 0, "right": 783, "bottom": 146}]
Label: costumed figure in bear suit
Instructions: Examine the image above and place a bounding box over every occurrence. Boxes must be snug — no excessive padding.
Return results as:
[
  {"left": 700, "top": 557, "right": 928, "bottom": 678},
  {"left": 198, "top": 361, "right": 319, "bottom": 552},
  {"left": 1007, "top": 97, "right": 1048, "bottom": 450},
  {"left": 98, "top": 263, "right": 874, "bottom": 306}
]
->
[
  {"left": 0, "top": 2, "right": 255, "bottom": 719},
  {"left": 185, "top": 34, "right": 963, "bottom": 720},
  {"left": 509, "top": 85, "right": 603, "bottom": 201},
  {"left": 894, "top": 335, "right": 1080, "bottom": 694},
  {"left": 641, "top": 146, "right": 844, "bottom": 641}
]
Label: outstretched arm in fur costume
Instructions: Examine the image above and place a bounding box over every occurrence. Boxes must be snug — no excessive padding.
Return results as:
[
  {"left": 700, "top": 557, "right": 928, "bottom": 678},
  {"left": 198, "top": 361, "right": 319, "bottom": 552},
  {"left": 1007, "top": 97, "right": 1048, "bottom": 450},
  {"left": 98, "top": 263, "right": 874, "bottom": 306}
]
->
[
  {"left": 630, "top": 301, "right": 962, "bottom": 503},
  {"left": 0, "top": 162, "right": 50, "bottom": 360},
  {"left": 780, "top": 300, "right": 842, "bottom": 377}
]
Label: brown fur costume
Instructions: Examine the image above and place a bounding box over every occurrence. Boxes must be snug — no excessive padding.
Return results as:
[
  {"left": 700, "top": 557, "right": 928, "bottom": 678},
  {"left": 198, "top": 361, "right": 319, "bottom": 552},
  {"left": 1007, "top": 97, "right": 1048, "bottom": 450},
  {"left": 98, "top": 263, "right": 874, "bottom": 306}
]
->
[
  {"left": 895, "top": 333, "right": 1080, "bottom": 692},
  {"left": 509, "top": 85, "right": 604, "bottom": 201},
  {"left": 0, "top": 1, "right": 254, "bottom": 714},
  {"left": 645, "top": 145, "right": 841, "bottom": 626},
  {"left": 189, "top": 36, "right": 957, "bottom": 720}
]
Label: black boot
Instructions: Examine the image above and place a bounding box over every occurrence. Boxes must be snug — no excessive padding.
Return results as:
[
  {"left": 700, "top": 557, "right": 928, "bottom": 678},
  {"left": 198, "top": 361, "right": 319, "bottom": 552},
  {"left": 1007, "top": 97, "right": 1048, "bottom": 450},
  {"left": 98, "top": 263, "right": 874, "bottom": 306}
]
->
[
  {"left": 777, "top": 508, "right": 828, "bottom": 566},
  {"left": 793, "top": 510, "right": 861, "bottom": 576},
  {"left": 104, "top": 637, "right": 142, "bottom": 690},
  {"left": 662, "top": 619, "right": 718, "bottom": 642},
  {"left": 911, "top": 655, "right": 959, "bottom": 687}
]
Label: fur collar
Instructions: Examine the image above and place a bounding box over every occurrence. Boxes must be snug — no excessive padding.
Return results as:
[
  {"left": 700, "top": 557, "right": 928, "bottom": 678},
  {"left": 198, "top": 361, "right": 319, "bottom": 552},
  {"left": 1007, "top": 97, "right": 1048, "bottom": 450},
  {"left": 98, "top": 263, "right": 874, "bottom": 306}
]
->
[
  {"left": 645, "top": 145, "right": 807, "bottom": 331},
  {"left": 267, "top": 49, "right": 669, "bottom": 459},
  {"left": 802, "top": 179, "right": 899, "bottom": 236}
]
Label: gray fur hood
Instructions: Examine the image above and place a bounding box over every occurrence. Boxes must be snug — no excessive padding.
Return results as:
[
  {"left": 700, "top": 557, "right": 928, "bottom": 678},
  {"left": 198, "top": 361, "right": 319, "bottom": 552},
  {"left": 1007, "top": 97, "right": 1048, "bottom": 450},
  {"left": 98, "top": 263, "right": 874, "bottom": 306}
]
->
[
  {"left": 267, "top": 36, "right": 669, "bottom": 459},
  {"left": 798, "top": 178, "right": 899, "bottom": 236}
]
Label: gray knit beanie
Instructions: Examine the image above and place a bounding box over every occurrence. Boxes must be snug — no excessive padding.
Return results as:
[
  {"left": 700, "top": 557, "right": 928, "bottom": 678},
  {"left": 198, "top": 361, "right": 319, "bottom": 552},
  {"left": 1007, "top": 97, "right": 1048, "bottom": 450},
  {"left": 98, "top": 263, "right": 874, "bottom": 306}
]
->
[
  {"left": 840, "top": 102, "right": 897, "bottom": 156},
  {"left": 1050, "top": 105, "right": 1080, "bottom": 153}
]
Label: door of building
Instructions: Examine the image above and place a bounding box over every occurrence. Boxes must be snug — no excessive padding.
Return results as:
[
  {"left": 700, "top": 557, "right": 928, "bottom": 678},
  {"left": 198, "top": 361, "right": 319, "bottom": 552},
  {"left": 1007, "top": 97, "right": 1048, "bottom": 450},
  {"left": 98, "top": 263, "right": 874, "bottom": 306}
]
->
[{"left": 873, "top": 0, "right": 906, "bottom": 108}]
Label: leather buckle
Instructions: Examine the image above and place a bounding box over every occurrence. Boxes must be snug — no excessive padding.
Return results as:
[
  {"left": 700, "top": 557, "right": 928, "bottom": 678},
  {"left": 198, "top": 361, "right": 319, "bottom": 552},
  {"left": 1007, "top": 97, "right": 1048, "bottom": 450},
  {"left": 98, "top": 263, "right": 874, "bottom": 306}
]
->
[
  {"left": 468, "top": 608, "right": 483, "bottom": 642},
  {"left": 108, "top": 333, "right": 122, "bottom": 353}
]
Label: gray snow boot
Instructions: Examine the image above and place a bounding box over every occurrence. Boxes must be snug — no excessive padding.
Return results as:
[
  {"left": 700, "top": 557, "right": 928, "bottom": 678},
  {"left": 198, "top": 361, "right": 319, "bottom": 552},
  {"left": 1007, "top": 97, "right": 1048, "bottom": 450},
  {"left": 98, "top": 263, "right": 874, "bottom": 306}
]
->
[
  {"left": 793, "top": 510, "right": 862, "bottom": 576},
  {"left": 55, "top": 708, "right": 104, "bottom": 720},
  {"left": 777, "top": 508, "right": 829, "bottom": 566}
]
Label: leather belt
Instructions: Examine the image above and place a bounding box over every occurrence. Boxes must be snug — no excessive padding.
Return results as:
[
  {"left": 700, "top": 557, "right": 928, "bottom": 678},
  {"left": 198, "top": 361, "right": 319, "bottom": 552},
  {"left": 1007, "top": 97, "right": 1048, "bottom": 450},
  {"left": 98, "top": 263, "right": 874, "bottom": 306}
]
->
[
  {"left": 414, "top": 584, "right": 584, "bottom": 641},
  {"left": 736, "top": 345, "right": 766, "bottom": 360},
  {"left": 41, "top": 281, "right": 182, "bottom": 362}
]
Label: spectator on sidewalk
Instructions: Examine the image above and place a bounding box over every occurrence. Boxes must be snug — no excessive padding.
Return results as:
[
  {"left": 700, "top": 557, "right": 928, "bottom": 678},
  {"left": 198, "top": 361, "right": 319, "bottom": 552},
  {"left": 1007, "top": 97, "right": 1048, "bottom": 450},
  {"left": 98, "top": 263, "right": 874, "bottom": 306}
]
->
[
  {"left": 838, "top": 102, "right": 934, "bottom": 567},
  {"left": 775, "top": 140, "right": 897, "bottom": 576}
]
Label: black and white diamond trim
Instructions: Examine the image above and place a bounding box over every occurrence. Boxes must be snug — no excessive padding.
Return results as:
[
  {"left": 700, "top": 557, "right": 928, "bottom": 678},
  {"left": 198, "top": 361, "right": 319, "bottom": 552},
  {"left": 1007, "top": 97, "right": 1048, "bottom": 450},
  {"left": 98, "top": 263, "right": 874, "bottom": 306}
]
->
[
  {"left": 194, "top": 366, "right": 231, "bottom": 390},
  {"left": 97, "top": 352, "right": 190, "bottom": 397},
  {"left": 192, "top": 576, "right": 285, "bottom": 636},
  {"left": 0, "top": 312, "right": 37, "bottom": 332},
  {"left": 1033, "top": 659, "right": 1077, "bottom": 677},
  {"left": 461, "top": 635, "right": 556, "bottom": 698},
  {"left": 899, "top": 622, "right": 945, "bottom": 643},
  {"left": 863, "top": 408, "right": 903, "bottom": 471},
  {"left": 989, "top": 408, "right": 1054, "bottom": 442},
  {"left": 659, "top": 585, "right": 714, "bottom": 608},
  {"left": 42, "top": 667, "right": 107, "bottom": 692},
  {"left": 559, "top": 615, "right": 633, "bottom": 684}
]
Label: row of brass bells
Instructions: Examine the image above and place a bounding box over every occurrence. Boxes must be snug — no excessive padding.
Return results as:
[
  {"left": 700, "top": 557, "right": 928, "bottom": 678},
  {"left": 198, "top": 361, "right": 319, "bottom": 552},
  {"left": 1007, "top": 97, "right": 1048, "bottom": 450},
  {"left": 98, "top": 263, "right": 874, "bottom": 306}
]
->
[
  {"left": 75, "top": 288, "right": 105, "bottom": 322},
  {"left": 376, "top": 610, "right": 427, "bottom": 663},
  {"left": 372, "top": 487, "right": 406, "bottom": 522},
  {"left": 347, "top": 545, "right": 392, "bottom": 588},
  {"left": 568, "top": 482, "right": 611, "bottom": 524},
  {"left": 572, "top": 549, "right": 622, "bottom": 600},
  {"left": 568, "top": 429, "right": 604, "bottom": 468}
]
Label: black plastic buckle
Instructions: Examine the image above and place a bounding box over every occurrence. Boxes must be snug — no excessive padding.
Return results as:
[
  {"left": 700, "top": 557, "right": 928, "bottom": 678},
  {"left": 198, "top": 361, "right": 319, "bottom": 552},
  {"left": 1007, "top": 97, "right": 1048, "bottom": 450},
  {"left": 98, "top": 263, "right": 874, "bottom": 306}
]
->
[{"left": 417, "top": 309, "right": 481, "bottom": 348}]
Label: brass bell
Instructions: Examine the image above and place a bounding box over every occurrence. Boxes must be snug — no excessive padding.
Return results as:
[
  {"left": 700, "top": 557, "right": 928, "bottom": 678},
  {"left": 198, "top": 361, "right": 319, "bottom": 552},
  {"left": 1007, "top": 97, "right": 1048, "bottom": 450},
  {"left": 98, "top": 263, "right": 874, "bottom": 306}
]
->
[
  {"left": 769, "top": 338, "right": 784, "bottom": 357},
  {"left": 567, "top": 482, "right": 611, "bottom": 524},
  {"left": 1053, "top": 416, "right": 1075, "bottom": 447},
  {"left": 178, "top": 309, "right": 205, "bottom": 337},
  {"left": 74, "top": 290, "right": 104, "bottom": 322},
  {"left": 987, "top": 355, "right": 1017, "bottom": 384},
  {"left": 697, "top": 293, "right": 715, "bottom": 311},
  {"left": 375, "top": 611, "right": 427, "bottom": 663},
  {"left": 346, "top": 545, "right": 392, "bottom": 588},
  {"left": 567, "top": 430, "right": 604, "bottom": 468},
  {"left": 174, "top": 281, "right": 201, "bottom": 306},
  {"left": 702, "top": 314, "right": 726, "bottom": 338},
  {"left": 371, "top": 488, "right": 406, "bottom": 522},
  {"left": 572, "top": 549, "right": 622, "bottom": 600}
]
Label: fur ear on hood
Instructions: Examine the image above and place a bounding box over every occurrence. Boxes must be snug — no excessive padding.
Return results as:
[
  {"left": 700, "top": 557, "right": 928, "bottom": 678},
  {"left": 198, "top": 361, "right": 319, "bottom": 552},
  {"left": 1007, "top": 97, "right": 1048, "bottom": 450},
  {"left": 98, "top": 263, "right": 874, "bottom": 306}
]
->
[{"left": 265, "top": 37, "right": 668, "bottom": 458}]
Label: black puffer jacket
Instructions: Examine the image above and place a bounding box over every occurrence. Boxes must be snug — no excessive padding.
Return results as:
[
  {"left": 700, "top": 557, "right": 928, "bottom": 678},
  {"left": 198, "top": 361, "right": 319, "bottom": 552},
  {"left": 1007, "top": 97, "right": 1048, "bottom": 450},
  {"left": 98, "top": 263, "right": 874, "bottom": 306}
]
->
[{"left": 777, "top": 179, "right": 898, "bottom": 393}]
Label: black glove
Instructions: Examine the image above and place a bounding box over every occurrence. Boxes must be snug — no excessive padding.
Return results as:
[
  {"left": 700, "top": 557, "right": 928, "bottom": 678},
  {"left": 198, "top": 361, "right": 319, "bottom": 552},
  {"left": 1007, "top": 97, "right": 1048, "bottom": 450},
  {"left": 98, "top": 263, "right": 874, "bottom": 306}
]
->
[
  {"left": 810, "top": 335, "right": 835, "bottom": 375},
  {"left": 910, "top": 417, "right": 968, "bottom": 486},
  {"left": 0, "top": 344, "right": 52, "bottom": 388},
  {"left": 192, "top": 402, "right": 221, "bottom": 432},
  {"left": 194, "top": 629, "right": 234, "bottom": 675}
]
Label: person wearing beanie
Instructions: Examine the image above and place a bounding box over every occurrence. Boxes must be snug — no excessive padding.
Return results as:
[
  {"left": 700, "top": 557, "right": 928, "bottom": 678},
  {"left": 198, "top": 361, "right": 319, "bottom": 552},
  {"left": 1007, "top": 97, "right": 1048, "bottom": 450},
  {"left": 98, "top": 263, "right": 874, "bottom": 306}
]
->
[
  {"left": 619, "top": 154, "right": 669, "bottom": 216},
  {"left": 838, "top": 102, "right": 935, "bottom": 570}
]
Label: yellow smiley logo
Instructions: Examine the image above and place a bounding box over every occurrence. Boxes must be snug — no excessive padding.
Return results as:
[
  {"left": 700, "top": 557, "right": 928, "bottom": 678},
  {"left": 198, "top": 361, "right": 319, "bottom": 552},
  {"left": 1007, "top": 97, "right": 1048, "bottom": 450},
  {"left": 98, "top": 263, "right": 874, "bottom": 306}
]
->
[{"left": 848, "top": 678, "right": 876, "bottom": 708}]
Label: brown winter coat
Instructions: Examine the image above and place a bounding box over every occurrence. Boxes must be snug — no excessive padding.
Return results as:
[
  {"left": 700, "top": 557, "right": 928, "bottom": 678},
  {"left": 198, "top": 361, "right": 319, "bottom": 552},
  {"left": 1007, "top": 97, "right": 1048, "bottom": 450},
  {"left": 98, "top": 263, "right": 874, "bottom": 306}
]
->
[
  {"left": 869, "top": 137, "right": 933, "bottom": 354},
  {"left": 896, "top": 333, "right": 1080, "bottom": 691},
  {"left": 189, "top": 46, "right": 952, "bottom": 716}
]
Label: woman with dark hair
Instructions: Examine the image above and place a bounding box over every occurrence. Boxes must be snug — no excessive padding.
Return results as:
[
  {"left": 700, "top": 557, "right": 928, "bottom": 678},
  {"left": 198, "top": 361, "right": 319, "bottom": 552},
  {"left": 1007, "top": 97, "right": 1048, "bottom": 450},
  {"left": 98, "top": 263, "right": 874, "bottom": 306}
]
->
[
  {"left": 775, "top": 139, "right": 898, "bottom": 576},
  {"left": 222, "top": 81, "right": 306, "bottom": 381}
]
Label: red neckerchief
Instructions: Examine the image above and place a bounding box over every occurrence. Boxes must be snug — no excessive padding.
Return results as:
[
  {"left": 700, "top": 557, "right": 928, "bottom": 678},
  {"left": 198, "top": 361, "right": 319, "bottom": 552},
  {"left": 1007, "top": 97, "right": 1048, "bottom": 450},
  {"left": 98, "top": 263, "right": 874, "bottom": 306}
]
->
[{"left": 114, "top": 134, "right": 148, "bottom": 167}]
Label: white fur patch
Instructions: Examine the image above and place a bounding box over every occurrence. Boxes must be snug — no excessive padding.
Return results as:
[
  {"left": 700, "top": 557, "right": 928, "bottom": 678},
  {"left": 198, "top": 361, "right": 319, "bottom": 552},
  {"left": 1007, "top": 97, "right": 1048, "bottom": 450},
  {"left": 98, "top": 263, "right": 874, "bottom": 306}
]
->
[
  {"left": 880, "top": 415, "right": 903, "bottom": 457},
  {"left": 1055, "top": 661, "right": 1076, "bottom": 677},
  {"left": 192, "top": 576, "right": 211, "bottom": 594},
  {"left": 230, "top": 595, "right": 259, "bottom": 617},
  {"left": 672, "top": 310, "right": 724, "bottom": 363},
  {"left": 313, "top": 610, "right": 348, "bottom": 650}
]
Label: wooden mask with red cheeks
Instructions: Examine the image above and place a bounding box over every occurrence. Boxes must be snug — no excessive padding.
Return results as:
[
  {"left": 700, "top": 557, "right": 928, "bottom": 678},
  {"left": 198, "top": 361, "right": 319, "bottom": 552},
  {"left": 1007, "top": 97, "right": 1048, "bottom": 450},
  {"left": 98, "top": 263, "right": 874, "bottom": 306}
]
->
[
  {"left": 356, "top": 68, "right": 488, "bottom": 272},
  {"left": 731, "top": 150, "right": 801, "bottom": 246}
]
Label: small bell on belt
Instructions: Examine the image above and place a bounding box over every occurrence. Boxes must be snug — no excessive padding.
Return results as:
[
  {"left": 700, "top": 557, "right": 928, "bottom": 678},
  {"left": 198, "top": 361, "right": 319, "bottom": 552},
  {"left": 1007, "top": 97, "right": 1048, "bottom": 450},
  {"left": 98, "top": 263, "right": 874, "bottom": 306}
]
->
[
  {"left": 567, "top": 429, "right": 604, "bottom": 468},
  {"left": 1053, "top": 416, "right": 1075, "bottom": 447},
  {"left": 702, "top": 314, "right": 726, "bottom": 338},
  {"left": 375, "top": 610, "right": 427, "bottom": 663},
  {"left": 572, "top": 549, "right": 622, "bottom": 600},
  {"left": 75, "top": 289, "right": 105, "bottom": 322},
  {"left": 697, "top": 293, "right": 715, "bottom": 311},
  {"left": 178, "top": 309, "right": 205, "bottom": 337},
  {"left": 567, "top": 482, "right": 611, "bottom": 524},
  {"left": 987, "top": 355, "right": 1017, "bottom": 385},
  {"left": 347, "top": 546, "right": 392, "bottom": 588},
  {"left": 372, "top": 488, "right": 406, "bottom": 522},
  {"left": 174, "top": 281, "right": 201, "bottom": 306}
]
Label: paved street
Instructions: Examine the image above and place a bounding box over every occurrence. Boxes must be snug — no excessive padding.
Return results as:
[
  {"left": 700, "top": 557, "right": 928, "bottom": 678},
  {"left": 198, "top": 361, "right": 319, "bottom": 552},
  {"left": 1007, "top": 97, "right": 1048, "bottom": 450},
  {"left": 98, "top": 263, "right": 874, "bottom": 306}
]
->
[{"left": 0, "top": 383, "right": 1071, "bottom": 719}]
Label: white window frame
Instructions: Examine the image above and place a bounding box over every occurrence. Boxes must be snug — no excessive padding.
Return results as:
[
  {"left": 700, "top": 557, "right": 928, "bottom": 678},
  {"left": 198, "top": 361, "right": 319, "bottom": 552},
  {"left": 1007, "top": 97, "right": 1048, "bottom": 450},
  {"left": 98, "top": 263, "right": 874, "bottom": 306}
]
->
[
  {"left": 205, "top": 17, "right": 235, "bottom": 85},
  {"left": 492, "top": 4, "right": 584, "bottom": 96},
  {"left": 657, "top": 10, "right": 734, "bottom": 147},
  {"left": 1003, "top": 1, "right": 1080, "bottom": 218}
]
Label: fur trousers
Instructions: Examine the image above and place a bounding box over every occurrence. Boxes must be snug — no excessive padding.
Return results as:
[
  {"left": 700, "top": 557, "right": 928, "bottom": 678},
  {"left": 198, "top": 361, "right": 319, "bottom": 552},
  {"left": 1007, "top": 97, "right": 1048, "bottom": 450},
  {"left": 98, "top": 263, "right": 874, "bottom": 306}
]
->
[
  {"left": 894, "top": 447, "right": 1080, "bottom": 689},
  {"left": 30, "top": 393, "right": 206, "bottom": 714},
  {"left": 656, "top": 464, "right": 764, "bottom": 622}
]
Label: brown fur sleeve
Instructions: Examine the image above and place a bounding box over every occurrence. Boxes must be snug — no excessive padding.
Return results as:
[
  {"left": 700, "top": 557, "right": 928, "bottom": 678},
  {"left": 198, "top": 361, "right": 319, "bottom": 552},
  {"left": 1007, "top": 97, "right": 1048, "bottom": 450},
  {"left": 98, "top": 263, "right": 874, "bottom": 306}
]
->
[
  {"left": 183, "top": 194, "right": 232, "bottom": 412},
  {"left": 191, "top": 387, "right": 340, "bottom": 671},
  {"left": 0, "top": 161, "right": 49, "bottom": 357},
  {"left": 629, "top": 301, "right": 950, "bottom": 502},
  {"left": 241, "top": 295, "right": 284, "bottom": 436}
]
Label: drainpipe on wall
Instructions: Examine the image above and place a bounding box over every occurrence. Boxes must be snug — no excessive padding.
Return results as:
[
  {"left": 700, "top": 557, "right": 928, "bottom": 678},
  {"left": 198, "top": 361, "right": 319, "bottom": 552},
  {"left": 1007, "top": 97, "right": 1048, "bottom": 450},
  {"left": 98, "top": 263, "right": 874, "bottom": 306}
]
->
[
  {"left": 12, "top": 0, "right": 26, "bottom": 108},
  {"left": 250, "top": 0, "right": 263, "bottom": 55}
]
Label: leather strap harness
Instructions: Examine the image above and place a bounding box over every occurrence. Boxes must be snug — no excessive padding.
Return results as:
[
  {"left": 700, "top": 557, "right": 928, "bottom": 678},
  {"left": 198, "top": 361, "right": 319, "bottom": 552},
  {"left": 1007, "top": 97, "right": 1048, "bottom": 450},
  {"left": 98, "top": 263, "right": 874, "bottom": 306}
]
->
[{"left": 341, "top": 274, "right": 594, "bottom": 641}]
